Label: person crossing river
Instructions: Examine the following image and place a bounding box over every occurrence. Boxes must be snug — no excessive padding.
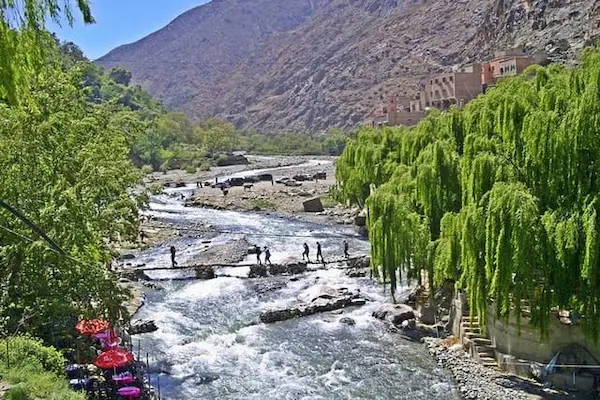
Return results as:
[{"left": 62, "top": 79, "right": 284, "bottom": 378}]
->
[
  {"left": 316, "top": 241, "right": 324, "bottom": 264},
  {"left": 302, "top": 243, "right": 310, "bottom": 262}
]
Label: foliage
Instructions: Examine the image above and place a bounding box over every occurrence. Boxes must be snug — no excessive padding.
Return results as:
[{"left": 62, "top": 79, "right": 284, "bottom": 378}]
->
[
  {"left": 0, "top": 335, "right": 84, "bottom": 399},
  {"left": 0, "top": 36, "right": 141, "bottom": 338},
  {"left": 238, "top": 128, "right": 353, "bottom": 156},
  {"left": 0, "top": 0, "right": 93, "bottom": 105},
  {"left": 0, "top": 335, "right": 65, "bottom": 375},
  {"left": 336, "top": 46, "right": 600, "bottom": 340},
  {"left": 251, "top": 198, "right": 276, "bottom": 211}
]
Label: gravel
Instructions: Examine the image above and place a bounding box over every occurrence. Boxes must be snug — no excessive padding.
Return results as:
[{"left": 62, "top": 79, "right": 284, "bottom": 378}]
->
[{"left": 423, "top": 338, "right": 571, "bottom": 400}]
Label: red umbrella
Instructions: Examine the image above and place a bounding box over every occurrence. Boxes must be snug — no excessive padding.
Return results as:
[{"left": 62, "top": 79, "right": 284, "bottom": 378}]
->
[
  {"left": 94, "top": 348, "right": 134, "bottom": 369},
  {"left": 76, "top": 319, "right": 111, "bottom": 335}
]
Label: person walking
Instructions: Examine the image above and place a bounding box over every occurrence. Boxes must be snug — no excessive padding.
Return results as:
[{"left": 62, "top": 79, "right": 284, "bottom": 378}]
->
[
  {"left": 316, "top": 241, "right": 324, "bottom": 264},
  {"left": 264, "top": 247, "right": 271, "bottom": 264},
  {"left": 255, "top": 245, "right": 262, "bottom": 265},
  {"left": 343, "top": 240, "right": 349, "bottom": 258},
  {"left": 302, "top": 243, "right": 310, "bottom": 262},
  {"left": 170, "top": 246, "right": 177, "bottom": 267},
  {"left": 140, "top": 230, "right": 146, "bottom": 245}
]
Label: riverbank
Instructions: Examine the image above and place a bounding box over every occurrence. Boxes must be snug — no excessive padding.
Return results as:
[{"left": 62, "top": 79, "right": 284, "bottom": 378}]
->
[{"left": 424, "top": 338, "right": 589, "bottom": 400}]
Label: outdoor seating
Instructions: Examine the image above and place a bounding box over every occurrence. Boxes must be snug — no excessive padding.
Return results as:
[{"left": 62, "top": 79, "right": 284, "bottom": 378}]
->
[
  {"left": 69, "top": 377, "right": 91, "bottom": 391},
  {"left": 117, "top": 385, "right": 142, "bottom": 399},
  {"left": 113, "top": 372, "right": 136, "bottom": 386},
  {"left": 64, "top": 363, "right": 86, "bottom": 379}
]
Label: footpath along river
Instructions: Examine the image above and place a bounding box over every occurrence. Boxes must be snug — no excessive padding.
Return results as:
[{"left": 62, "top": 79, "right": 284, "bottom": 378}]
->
[{"left": 128, "top": 161, "right": 460, "bottom": 400}]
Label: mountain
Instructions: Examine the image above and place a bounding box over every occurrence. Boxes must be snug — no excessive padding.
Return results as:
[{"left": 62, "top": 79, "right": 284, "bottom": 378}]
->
[{"left": 97, "top": 0, "right": 598, "bottom": 132}]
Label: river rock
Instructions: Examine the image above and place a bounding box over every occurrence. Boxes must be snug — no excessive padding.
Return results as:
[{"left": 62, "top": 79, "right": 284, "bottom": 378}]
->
[
  {"left": 303, "top": 197, "right": 324, "bottom": 212},
  {"left": 195, "top": 266, "right": 215, "bottom": 280},
  {"left": 354, "top": 214, "right": 367, "bottom": 227},
  {"left": 249, "top": 264, "right": 268, "bottom": 278},
  {"left": 130, "top": 319, "right": 158, "bottom": 335},
  {"left": 339, "top": 317, "right": 356, "bottom": 325},
  {"left": 119, "top": 269, "right": 151, "bottom": 282},
  {"left": 268, "top": 262, "right": 306, "bottom": 276},
  {"left": 372, "top": 304, "right": 416, "bottom": 326},
  {"left": 347, "top": 256, "right": 370, "bottom": 269},
  {"left": 260, "top": 286, "right": 367, "bottom": 323},
  {"left": 122, "top": 253, "right": 136, "bottom": 260}
]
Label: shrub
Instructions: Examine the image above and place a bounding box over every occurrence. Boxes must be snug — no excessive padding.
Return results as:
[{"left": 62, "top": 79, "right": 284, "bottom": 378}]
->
[
  {"left": 140, "top": 164, "right": 154, "bottom": 174},
  {"left": 184, "top": 164, "right": 196, "bottom": 174},
  {"left": 0, "top": 335, "right": 66, "bottom": 375}
]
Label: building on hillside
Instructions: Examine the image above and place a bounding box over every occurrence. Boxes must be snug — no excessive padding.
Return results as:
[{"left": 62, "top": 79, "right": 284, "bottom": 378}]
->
[
  {"left": 364, "top": 95, "right": 426, "bottom": 128},
  {"left": 418, "top": 63, "right": 483, "bottom": 111},
  {"left": 480, "top": 50, "right": 544, "bottom": 92}
]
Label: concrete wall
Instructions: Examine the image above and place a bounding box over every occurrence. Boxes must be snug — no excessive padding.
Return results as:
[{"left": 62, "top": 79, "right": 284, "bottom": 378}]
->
[
  {"left": 454, "top": 71, "right": 482, "bottom": 103},
  {"left": 486, "top": 309, "right": 600, "bottom": 363},
  {"left": 395, "top": 111, "right": 426, "bottom": 126}
]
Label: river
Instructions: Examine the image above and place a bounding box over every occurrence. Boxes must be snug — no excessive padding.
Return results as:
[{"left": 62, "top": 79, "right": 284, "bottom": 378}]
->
[{"left": 130, "top": 160, "right": 459, "bottom": 400}]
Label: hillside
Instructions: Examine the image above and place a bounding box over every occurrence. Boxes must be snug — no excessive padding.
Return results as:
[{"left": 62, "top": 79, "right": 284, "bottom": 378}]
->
[{"left": 97, "top": 0, "right": 599, "bottom": 132}]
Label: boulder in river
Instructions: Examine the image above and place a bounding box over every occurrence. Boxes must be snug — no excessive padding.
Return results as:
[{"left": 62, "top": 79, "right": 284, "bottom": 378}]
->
[
  {"left": 249, "top": 264, "right": 268, "bottom": 278},
  {"left": 339, "top": 317, "right": 356, "bottom": 325},
  {"left": 303, "top": 197, "right": 324, "bottom": 212},
  {"left": 268, "top": 262, "right": 307, "bottom": 276},
  {"left": 130, "top": 319, "right": 158, "bottom": 335},
  {"left": 260, "top": 285, "right": 367, "bottom": 323},
  {"left": 195, "top": 266, "right": 215, "bottom": 280},
  {"left": 372, "top": 304, "right": 416, "bottom": 326}
]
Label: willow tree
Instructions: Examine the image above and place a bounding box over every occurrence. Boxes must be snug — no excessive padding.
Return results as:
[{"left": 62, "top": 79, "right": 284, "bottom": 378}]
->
[
  {"left": 0, "top": 0, "right": 93, "bottom": 104},
  {"left": 337, "top": 46, "right": 600, "bottom": 340}
]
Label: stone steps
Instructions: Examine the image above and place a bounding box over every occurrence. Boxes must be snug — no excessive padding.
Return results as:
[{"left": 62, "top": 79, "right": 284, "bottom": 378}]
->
[{"left": 460, "top": 315, "right": 499, "bottom": 370}]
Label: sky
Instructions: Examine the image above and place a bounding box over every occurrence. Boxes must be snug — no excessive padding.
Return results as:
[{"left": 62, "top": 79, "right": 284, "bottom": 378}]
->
[{"left": 48, "top": 0, "right": 210, "bottom": 60}]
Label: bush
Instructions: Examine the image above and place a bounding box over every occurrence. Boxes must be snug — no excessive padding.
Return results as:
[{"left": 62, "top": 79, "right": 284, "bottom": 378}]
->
[
  {"left": 159, "top": 161, "right": 170, "bottom": 173},
  {"left": 140, "top": 164, "right": 154, "bottom": 174},
  {"left": 148, "top": 183, "right": 163, "bottom": 195},
  {"left": 0, "top": 335, "right": 66, "bottom": 375},
  {"left": 1, "top": 365, "right": 86, "bottom": 400},
  {"left": 184, "top": 164, "right": 196, "bottom": 174},
  {"left": 251, "top": 198, "right": 276, "bottom": 210}
]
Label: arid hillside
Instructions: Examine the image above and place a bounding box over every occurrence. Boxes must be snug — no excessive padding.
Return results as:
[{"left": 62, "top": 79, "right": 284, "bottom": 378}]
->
[{"left": 97, "top": 0, "right": 599, "bottom": 132}]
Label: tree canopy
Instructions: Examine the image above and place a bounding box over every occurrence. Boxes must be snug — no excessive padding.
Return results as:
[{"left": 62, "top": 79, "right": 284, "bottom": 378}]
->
[{"left": 336, "top": 47, "right": 600, "bottom": 340}]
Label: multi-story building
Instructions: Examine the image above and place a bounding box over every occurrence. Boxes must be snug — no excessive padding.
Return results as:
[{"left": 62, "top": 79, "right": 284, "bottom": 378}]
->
[
  {"left": 417, "top": 63, "right": 483, "bottom": 111},
  {"left": 364, "top": 95, "right": 426, "bottom": 127},
  {"left": 480, "top": 50, "right": 538, "bottom": 92}
]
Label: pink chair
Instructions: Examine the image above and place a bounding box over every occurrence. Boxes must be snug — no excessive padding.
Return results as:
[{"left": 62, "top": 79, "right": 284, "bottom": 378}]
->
[
  {"left": 117, "top": 386, "right": 141, "bottom": 400},
  {"left": 112, "top": 374, "right": 135, "bottom": 387}
]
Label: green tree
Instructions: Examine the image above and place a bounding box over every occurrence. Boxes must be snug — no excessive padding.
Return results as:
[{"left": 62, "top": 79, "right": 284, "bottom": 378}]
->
[
  {"left": 0, "top": 0, "right": 93, "bottom": 104},
  {"left": 0, "top": 56, "right": 140, "bottom": 338},
  {"left": 336, "top": 46, "right": 600, "bottom": 340},
  {"left": 108, "top": 66, "right": 132, "bottom": 86}
]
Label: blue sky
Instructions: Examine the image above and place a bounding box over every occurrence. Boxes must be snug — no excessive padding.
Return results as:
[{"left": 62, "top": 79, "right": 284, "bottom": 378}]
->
[{"left": 49, "top": 0, "right": 210, "bottom": 60}]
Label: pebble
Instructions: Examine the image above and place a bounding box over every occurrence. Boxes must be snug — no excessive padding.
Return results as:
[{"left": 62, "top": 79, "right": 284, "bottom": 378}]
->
[{"left": 423, "top": 338, "right": 551, "bottom": 400}]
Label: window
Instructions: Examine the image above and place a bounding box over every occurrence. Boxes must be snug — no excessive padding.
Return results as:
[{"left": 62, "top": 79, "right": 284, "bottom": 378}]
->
[
  {"left": 449, "top": 76, "right": 453, "bottom": 82},
  {"left": 442, "top": 77, "right": 446, "bottom": 83},
  {"left": 435, "top": 78, "right": 439, "bottom": 84},
  {"left": 430, "top": 80, "right": 433, "bottom": 84},
  {"left": 500, "top": 67, "right": 504, "bottom": 74}
]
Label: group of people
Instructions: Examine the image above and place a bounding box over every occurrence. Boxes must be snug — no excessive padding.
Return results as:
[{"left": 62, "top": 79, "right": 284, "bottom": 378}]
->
[
  {"left": 254, "top": 245, "right": 272, "bottom": 265},
  {"left": 302, "top": 240, "right": 349, "bottom": 263},
  {"left": 169, "top": 240, "right": 350, "bottom": 268}
]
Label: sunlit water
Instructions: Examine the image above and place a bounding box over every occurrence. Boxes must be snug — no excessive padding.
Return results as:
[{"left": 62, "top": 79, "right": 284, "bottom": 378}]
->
[{"left": 130, "top": 163, "right": 458, "bottom": 400}]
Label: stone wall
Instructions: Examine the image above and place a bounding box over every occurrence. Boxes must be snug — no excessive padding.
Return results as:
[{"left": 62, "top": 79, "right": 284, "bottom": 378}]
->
[{"left": 486, "top": 310, "right": 600, "bottom": 363}]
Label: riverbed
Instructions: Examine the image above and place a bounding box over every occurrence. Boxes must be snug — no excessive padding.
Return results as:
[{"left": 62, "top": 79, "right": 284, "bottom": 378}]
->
[{"left": 128, "top": 159, "right": 459, "bottom": 400}]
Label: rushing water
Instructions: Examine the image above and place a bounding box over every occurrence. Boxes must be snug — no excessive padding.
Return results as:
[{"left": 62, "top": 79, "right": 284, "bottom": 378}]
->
[{"left": 130, "top": 163, "right": 458, "bottom": 400}]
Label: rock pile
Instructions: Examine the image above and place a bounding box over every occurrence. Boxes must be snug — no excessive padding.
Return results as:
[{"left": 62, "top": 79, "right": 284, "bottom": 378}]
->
[
  {"left": 373, "top": 303, "right": 445, "bottom": 341},
  {"left": 260, "top": 285, "right": 367, "bottom": 323},
  {"left": 130, "top": 319, "right": 158, "bottom": 335},
  {"left": 424, "top": 338, "right": 556, "bottom": 400}
]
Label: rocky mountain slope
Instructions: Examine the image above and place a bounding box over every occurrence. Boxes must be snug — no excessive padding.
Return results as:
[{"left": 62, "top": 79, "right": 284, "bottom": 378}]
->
[{"left": 97, "top": 0, "right": 599, "bottom": 132}]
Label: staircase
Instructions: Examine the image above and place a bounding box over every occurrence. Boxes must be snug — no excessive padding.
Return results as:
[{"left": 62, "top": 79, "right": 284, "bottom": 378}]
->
[{"left": 460, "top": 315, "right": 499, "bottom": 369}]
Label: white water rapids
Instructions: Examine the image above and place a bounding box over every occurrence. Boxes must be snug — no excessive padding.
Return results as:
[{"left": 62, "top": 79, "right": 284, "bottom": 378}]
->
[{"left": 128, "top": 160, "right": 459, "bottom": 399}]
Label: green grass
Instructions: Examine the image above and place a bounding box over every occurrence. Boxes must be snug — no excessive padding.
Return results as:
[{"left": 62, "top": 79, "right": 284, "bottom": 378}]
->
[
  {"left": 320, "top": 195, "right": 339, "bottom": 209},
  {"left": 0, "top": 365, "right": 86, "bottom": 400},
  {"left": 250, "top": 198, "right": 276, "bottom": 210}
]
